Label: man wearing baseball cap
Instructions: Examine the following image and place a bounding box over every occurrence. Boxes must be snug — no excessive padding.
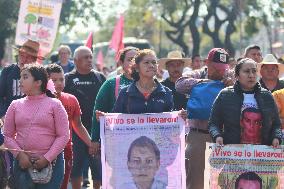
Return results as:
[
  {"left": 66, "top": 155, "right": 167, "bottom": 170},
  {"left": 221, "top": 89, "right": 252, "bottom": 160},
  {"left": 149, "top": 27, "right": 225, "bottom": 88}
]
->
[
  {"left": 159, "top": 50, "right": 190, "bottom": 110},
  {"left": 176, "top": 48, "right": 234, "bottom": 189}
]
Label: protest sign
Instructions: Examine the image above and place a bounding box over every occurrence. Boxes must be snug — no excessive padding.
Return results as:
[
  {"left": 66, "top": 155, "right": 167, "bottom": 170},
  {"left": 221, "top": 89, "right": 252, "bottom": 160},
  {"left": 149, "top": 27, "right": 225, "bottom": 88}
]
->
[
  {"left": 15, "top": 0, "right": 63, "bottom": 57},
  {"left": 100, "top": 112, "right": 186, "bottom": 189},
  {"left": 205, "top": 143, "right": 284, "bottom": 189}
]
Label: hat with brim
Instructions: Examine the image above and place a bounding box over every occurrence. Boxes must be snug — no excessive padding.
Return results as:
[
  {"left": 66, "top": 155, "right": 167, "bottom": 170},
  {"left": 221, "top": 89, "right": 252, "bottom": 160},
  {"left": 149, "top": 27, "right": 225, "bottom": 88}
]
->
[
  {"left": 158, "top": 50, "right": 191, "bottom": 70},
  {"left": 13, "top": 39, "right": 44, "bottom": 60},
  {"left": 257, "top": 54, "right": 284, "bottom": 78}
]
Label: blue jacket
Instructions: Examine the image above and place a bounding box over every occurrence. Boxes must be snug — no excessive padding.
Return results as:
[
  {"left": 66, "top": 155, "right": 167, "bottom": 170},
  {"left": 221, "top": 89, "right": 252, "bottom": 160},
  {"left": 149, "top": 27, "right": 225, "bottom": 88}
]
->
[
  {"left": 56, "top": 60, "right": 75, "bottom": 73},
  {"left": 113, "top": 80, "right": 174, "bottom": 114}
]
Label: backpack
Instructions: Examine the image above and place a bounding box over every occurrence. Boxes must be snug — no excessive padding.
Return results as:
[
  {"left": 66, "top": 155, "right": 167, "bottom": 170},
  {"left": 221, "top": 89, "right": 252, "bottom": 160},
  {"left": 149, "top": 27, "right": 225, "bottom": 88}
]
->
[{"left": 187, "top": 80, "right": 224, "bottom": 120}]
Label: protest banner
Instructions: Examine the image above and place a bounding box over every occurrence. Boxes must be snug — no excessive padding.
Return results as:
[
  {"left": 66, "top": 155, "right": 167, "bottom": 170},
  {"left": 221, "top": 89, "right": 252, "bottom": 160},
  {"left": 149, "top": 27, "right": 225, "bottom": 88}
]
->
[
  {"left": 205, "top": 143, "right": 284, "bottom": 189},
  {"left": 100, "top": 112, "right": 186, "bottom": 189},
  {"left": 15, "top": 0, "right": 63, "bottom": 57}
]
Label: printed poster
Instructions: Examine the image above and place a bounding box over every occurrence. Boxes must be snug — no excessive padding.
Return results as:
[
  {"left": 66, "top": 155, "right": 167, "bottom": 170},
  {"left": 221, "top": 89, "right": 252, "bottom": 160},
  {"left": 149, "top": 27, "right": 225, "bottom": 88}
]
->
[
  {"left": 205, "top": 143, "right": 284, "bottom": 189},
  {"left": 100, "top": 112, "right": 186, "bottom": 189},
  {"left": 15, "top": 0, "right": 63, "bottom": 57}
]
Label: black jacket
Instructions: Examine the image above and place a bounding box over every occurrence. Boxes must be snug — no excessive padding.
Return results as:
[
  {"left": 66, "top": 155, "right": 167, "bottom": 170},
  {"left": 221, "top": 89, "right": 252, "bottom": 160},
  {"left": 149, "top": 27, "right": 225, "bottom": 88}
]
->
[
  {"left": 161, "top": 78, "right": 188, "bottom": 111},
  {"left": 0, "top": 64, "right": 24, "bottom": 117},
  {"left": 208, "top": 81, "right": 282, "bottom": 145}
]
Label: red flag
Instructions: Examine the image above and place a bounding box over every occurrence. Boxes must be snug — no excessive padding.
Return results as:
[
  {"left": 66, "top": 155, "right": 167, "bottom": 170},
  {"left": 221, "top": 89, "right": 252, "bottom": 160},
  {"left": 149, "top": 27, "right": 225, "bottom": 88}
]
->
[
  {"left": 85, "top": 32, "right": 93, "bottom": 51},
  {"left": 96, "top": 49, "right": 104, "bottom": 70},
  {"left": 109, "top": 15, "right": 124, "bottom": 61}
]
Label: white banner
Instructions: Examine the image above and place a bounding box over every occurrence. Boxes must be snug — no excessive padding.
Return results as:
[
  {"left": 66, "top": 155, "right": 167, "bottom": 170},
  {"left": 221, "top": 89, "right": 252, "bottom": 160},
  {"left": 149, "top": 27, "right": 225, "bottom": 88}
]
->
[
  {"left": 15, "top": 0, "right": 63, "bottom": 57},
  {"left": 205, "top": 143, "right": 284, "bottom": 189},
  {"left": 100, "top": 112, "right": 186, "bottom": 189}
]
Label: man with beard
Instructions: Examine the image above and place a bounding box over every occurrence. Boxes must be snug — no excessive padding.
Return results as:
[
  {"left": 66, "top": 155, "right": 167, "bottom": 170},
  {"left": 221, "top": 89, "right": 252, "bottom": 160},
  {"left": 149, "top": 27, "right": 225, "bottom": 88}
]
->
[{"left": 159, "top": 51, "right": 190, "bottom": 110}]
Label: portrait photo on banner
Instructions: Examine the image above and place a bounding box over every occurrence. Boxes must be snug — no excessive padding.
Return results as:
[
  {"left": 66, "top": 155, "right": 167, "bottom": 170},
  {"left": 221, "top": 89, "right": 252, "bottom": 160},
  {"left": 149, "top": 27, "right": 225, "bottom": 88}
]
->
[
  {"left": 205, "top": 143, "right": 284, "bottom": 189},
  {"left": 100, "top": 112, "right": 186, "bottom": 189}
]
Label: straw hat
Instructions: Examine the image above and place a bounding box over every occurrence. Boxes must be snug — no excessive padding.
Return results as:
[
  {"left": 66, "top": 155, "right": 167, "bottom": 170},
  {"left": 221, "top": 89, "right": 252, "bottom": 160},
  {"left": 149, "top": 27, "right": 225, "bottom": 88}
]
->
[
  {"left": 14, "top": 39, "right": 44, "bottom": 60},
  {"left": 257, "top": 54, "right": 284, "bottom": 77},
  {"left": 158, "top": 50, "right": 191, "bottom": 70}
]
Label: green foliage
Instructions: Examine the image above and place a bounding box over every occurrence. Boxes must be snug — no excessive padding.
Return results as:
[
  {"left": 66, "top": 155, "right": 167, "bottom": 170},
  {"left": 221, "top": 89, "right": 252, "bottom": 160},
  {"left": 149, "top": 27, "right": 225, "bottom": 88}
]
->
[
  {"left": 24, "top": 13, "right": 37, "bottom": 24},
  {"left": 127, "top": 0, "right": 284, "bottom": 57},
  {"left": 60, "top": 0, "right": 101, "bottom": 30},
  {"left": 0, "top": 0, "right": 19, "bottom": 60},
  {"left": 244, "top": 17, "right": 259, "bottom": 36}
]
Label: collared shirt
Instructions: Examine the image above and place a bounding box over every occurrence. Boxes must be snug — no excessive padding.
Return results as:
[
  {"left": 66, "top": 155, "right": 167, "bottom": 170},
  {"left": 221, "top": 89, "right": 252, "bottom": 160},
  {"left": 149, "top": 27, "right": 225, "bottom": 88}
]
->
[
  {"left": 176, "top": 67, "right": 209, "bottom": 131},
  {"left": 161, "top": 78, "right": 188, "bottom": 111},
  {"left": 259, "top": 79, "right": 284, "bottom": 93}
]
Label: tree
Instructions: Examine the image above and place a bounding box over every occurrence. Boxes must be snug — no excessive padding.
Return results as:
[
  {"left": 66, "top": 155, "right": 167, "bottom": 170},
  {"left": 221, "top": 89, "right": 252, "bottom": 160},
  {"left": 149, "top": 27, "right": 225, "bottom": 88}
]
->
[
  {"left": 128, "top": 0, "right": 284, "bottom": 57},
  {"left": 24, "top": 13, "right": 37, "bottom": 35},
  {"left": 59, "top": 0, "right": 101, "bottom": 29},
  {"left": 0, "top": 0, "right": 19, "bottom": 60},
  {"left": 202, "top": 0, "right": 240, "bottom": 56}
]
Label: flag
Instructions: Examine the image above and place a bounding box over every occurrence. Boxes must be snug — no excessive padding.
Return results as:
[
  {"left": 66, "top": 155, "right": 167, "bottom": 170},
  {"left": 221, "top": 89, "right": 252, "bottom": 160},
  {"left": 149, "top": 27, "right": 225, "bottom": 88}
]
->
[
  {"left": 109, "top": 15, "right": 124, "bottom": 61},
  {"left": 96, "top": 49, "right": 104, "bottom": 71},
  {"left": 85, "top": 32, "right": 93, "bottom": 51}
]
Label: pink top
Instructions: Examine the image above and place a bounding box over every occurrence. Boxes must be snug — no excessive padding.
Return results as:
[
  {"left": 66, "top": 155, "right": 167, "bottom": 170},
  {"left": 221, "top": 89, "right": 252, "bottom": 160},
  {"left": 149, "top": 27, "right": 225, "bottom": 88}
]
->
[{"left": 4, "top": 94, "right": 69, "bottom": 162}]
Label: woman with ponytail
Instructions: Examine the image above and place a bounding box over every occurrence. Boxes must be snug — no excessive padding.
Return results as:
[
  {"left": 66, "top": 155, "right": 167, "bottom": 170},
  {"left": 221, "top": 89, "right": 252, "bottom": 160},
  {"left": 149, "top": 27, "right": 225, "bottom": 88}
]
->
[
  {"left": 3, "top": 64, "right": 69, "bottom": 188},
  {"left": 112, "top": 49, "right": 174, "bottom": 114}
]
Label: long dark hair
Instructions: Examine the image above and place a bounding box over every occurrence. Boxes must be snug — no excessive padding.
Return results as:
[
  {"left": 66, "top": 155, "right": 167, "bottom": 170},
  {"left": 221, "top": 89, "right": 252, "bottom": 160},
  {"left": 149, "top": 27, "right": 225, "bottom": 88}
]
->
[
  {"left": 131, "top": 49, "right": 156, "bottom": 81},
  {"left": 21, "top": 64, "right": 55, "bottom": 98}
]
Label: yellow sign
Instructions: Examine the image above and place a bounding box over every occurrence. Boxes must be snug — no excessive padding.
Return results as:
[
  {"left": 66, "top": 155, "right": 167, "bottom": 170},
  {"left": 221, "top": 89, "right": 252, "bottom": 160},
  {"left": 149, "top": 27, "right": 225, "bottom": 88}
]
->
[{"left": 27, "top": 5, "right": 53, "bottom": 16}]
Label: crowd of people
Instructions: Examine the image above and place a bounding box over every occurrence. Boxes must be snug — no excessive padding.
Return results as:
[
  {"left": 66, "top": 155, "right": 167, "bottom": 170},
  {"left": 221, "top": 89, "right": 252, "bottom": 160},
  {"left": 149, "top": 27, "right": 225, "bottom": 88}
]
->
[{"left": 0, "top": 38, "right": 284, "bottom": 189}]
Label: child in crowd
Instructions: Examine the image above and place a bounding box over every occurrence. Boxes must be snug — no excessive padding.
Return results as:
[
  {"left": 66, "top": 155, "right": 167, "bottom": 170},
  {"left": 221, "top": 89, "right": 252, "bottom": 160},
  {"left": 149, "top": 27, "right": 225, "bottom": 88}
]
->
[
  {"left": 4, "top": 64, "right": 69, "bottom": 188},
  {"left": 46, "top": 63, "right": 97, "bottom": 189}
]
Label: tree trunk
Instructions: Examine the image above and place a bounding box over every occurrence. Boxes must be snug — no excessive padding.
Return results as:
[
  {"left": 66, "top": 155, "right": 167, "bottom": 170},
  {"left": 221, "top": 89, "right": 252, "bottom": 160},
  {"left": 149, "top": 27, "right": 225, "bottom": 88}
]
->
[
  {"left": 202, "top": 0, "right": 224, "bottom": 48},
  {"left": 165, "top": 29, "right": 189, "bottom": 56},
  {"left": 189, "top": 0, "right": 201, "bottom": 56},
  {"left": 220, "top": 3, "right": 238, "bottom": 56},
  {"left": 0, "top": 37, "right": 6, "bottom": 60}
]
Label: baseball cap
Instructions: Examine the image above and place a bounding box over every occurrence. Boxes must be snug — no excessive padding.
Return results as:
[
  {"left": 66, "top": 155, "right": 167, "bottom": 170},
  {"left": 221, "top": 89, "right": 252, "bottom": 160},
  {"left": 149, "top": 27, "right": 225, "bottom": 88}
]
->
[{"left": 207, "top": 48, "right": 229, "bottom": 64}]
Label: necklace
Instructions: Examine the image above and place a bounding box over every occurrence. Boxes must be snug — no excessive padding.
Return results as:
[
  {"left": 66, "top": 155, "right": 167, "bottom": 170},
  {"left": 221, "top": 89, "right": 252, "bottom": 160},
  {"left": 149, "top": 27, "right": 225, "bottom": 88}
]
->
[{"left": 136, "top": 81, "right": 156, "bottom": 92}]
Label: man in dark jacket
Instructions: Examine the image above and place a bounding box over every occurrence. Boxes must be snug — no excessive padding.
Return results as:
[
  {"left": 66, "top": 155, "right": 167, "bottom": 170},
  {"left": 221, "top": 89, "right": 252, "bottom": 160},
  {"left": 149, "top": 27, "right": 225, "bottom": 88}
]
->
[
  {"left": 159, "top": 50, "right": 190, "bottom": 110},
  {"left": 0, "top": 39, "right": 43, "bottom": 124}
]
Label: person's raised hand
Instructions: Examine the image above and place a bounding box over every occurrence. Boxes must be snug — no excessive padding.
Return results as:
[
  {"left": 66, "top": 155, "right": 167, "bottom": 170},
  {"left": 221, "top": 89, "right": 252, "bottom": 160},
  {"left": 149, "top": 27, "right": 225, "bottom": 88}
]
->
[
  {"left": 272, "top": 138, "right": 280, "bottom": 148},
  {"left": 216, "top": 136, "right": 224, "bottom": 146},
  {"left": 96, "top": 110, "right": 106, "bottom": 121},
  {"left": 178, "top": 109, "right": 187, "bottom": 122}
]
